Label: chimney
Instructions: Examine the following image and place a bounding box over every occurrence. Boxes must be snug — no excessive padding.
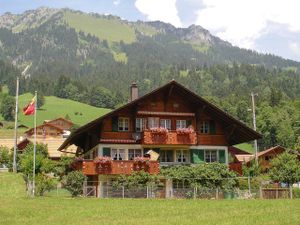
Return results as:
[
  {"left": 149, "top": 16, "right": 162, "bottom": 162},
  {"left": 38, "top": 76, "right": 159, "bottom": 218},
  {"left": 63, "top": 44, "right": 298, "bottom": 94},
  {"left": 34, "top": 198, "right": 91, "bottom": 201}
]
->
[{"left": 130, "top": 82, "right": 138, "bottom": 101}]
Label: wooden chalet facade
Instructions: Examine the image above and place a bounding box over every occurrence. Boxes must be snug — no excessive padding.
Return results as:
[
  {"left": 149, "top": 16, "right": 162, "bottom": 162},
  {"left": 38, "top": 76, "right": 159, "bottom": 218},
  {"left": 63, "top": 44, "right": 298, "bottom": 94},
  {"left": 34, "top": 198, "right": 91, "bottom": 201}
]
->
[
  {"left": 59, "top": 81, "right": 261, "bottom": 197},
  {"left": 25, "top": 123, "right": 64, "bottom": 138},
  {"left": 43, "top": 117, "right": 73, "bottom": 131}
]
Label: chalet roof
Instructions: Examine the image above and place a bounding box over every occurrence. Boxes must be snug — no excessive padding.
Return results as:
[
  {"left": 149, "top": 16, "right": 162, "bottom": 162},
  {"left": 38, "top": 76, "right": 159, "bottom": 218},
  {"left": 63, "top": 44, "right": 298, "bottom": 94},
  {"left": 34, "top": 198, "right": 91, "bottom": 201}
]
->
[
  {"left": 228, "top": 146, "right": 252, "bottom": 156},
  {"left": 25, "top": 123, "right": 64, "bottom": 134},
  {"left": 58, "top": 80, "right": 262, "bottom": 152},
  {"left": 257, "top": 145, "right": 286, "bottom": 157},
  {"left": 43, "top": 117, "right": 73, "bottom": 125}
]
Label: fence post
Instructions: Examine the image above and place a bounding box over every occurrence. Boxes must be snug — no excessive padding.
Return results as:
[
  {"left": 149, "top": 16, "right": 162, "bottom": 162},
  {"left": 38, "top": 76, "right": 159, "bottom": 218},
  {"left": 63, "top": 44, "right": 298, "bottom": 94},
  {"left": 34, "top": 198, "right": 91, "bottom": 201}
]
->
[
  {"left": 193, "top": 187, "right": 196, "bottom": 199},
  {"left": 147, "top": 186, "right": 149, "bottom": 199},
  {"left": 290, "top": 186, "right": 293, "bottom": 199},
  {"left": 259, "top": 186, "right": 263, "bottom": 199},
  {"left": 276, "top": 188, "right": 279, "bottom": 199},
  {"left": 122, "top": 186, "right": 125, "bottom": 199},
  {"left": 216, "top": 187, "right": 219, "bottom": 200},
  {"left": 248, "top": 175, "right": 251, "bottom": 194}
]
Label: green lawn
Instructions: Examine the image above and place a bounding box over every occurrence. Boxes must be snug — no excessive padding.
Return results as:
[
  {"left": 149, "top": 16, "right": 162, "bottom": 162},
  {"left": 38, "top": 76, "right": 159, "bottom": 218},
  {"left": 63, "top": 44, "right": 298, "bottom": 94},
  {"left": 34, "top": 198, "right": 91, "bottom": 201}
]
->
[
  {"left": 17, "top": 93, "right": 110, "bottom": 128},
  {"left": 1, "top": 173, "right": 300, "bottom": 225},
  {"left": 64, "top": 11, "right": 136, "bottom": 44},
  {"left": 234, "top": 143, "right": 255, "bottom": 154}
]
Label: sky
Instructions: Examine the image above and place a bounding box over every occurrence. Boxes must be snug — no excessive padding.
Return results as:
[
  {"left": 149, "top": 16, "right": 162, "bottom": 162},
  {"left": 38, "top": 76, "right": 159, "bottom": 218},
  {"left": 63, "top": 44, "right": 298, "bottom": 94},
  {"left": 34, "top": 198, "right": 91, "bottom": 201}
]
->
[{"left": 1, "top": 0, "right": 300, "bottom": 62}]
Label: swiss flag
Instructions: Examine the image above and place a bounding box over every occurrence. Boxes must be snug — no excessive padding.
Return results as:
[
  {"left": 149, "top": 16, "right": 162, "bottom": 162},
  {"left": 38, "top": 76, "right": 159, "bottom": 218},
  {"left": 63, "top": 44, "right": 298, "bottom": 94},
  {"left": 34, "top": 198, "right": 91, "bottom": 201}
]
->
[{"left": 23, "top": 97, "right": 36, "bottom": 115}]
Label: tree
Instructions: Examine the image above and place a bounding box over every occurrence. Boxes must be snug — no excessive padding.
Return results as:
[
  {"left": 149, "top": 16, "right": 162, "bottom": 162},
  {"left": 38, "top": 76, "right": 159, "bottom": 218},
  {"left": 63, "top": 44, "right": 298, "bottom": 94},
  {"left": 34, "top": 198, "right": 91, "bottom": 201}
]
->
[
  {"left": 0, "top": 94, "right": 15, "bottom": 121},
  {"left": 269, "top": 152, "right": 300, "bottom": 186},
  {"left": 35, "top": 173, "right": 56, "bottom": 196},
  {"left": 0, "top": 146, "right": 10, "bottom": 167},
  {"left": 36, "top": 92, "right": 45, "bottom": 109},
  {"left": 62, "top": 170, "right": 86, "bottom": 197}
]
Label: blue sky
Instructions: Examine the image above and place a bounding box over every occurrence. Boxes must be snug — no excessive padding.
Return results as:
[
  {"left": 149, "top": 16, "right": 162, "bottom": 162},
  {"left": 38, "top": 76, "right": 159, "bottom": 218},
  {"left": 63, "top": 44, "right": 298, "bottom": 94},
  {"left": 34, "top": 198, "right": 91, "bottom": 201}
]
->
[{"left": 1, "top": 0, "right": 300, "bottom": 62}]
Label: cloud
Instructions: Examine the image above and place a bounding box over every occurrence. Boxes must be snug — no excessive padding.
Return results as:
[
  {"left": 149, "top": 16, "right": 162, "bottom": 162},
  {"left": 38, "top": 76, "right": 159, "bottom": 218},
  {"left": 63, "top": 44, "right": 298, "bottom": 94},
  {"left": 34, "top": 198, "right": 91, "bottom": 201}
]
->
[
  {"left": 289, "top": 42, "right": 300, "bottom": 57},
  {"left": 135, "top": 0, "right": 182, "bottom": 27},
  {"left": 113, "top": 0, "right": 121, "bottom": 6},
  {"left": 195, "top": 0, "right": 300, "bottom": 49}
]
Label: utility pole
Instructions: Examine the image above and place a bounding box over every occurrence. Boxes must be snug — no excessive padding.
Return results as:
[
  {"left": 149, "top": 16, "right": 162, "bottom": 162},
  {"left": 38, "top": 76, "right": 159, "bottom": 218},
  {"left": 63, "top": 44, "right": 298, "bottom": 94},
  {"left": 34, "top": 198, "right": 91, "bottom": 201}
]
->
[
  {"left": 12, "top": 77, "right": 19, "bottom": 172},
  {"left": 251, "top": 92, "right": 258, "bottom": 165}
]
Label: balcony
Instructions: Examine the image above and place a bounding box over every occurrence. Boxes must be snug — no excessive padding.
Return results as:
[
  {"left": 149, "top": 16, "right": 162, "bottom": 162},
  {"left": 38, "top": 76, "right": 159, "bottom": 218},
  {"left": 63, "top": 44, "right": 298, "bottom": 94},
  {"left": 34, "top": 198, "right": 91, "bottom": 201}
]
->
[
  {"left": 72, "top": 160, "right": 160, "bottom": 175},
  {"left": 142, "top": 129, "right": 197, "bottom": 145}
]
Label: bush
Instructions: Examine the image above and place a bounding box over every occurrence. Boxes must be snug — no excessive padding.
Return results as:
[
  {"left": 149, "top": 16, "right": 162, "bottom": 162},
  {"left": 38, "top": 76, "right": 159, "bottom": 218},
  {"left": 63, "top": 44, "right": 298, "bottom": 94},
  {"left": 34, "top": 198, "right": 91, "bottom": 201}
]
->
[
  {"left": 293, "top": 188, "right": 300, "bottom": 198},
  {"left": 63, "top": 171, "right": 85, "bottom": 197},
  {"left": 0, "top": 146, "right": 10, "bottom": 167},
  {"left": 36, "top": 173, "right": 56, "bottom": 196}
]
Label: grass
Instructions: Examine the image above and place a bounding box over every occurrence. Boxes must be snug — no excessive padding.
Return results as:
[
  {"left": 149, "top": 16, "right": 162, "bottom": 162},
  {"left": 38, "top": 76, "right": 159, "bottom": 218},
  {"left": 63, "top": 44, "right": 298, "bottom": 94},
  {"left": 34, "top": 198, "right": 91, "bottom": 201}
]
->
[
  {"left": 64, "top": 11, "right": 136, "bottom": 44},
  {"left": 16, "top": 93, "right": 110, "bottom": 128},
  {"left": 234, "top": 143, "right": 255, "bottom": 154},
  {"left": 1, "top": 173, "right": 300, "bottom": 225}
]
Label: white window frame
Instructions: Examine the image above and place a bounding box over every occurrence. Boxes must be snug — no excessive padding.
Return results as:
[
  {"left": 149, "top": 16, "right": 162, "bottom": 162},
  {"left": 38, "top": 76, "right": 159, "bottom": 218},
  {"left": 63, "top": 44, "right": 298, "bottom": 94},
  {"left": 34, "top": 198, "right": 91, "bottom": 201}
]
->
[
  {"left": 135, "top": 118, "right": 144, "bottom": 132},
  {"left": 176, "top": 120, "right": 187, "bottom": 129},
  {"left": 160, "top": 119, "right": 171, "bottom": 130},
  {"left": 128, "top": 149, "right": 143, "bottom": 160},
  {"left": 205, "top": 150, "right": 218, "bottom": 163},
  {"left": 175, "top": 150, "right": 189, "bottom": 163},
  {"left": 111, "top": 148, "right": 126, "bottom": 160},
  {"left": 160, "top": 150, "right": 174, "bottom": 162},
  {"left": 200, "top": 121, "right": 209, "bottom": 133},
  {"left": 118, "top": 117, "right": 129, "bottom": 131},
  {"left": 148, "top": 117, "right": 159, "bottom": 128}
]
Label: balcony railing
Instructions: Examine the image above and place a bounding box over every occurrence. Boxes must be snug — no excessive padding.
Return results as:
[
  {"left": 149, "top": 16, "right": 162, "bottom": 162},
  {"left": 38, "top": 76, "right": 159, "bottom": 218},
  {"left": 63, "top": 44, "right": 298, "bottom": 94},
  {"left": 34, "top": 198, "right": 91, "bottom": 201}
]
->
[
  {"left": 72, "top": 160, "right": 160, "bottom": 175},
  {"left": 142, "top": 130, "right": 197, "bottom": 145}
]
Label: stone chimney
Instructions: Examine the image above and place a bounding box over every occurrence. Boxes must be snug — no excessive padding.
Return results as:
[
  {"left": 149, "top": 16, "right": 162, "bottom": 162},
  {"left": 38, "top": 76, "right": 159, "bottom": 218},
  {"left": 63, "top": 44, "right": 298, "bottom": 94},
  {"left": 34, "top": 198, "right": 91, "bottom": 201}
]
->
[{"left": 130, "top": 82, "right": 138, "bottom": 101}]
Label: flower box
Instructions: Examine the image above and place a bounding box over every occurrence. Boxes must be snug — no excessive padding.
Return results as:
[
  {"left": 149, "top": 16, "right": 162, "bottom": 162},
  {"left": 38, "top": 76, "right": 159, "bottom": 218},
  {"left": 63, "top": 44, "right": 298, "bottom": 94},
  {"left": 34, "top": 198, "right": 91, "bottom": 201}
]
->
[
  {"left": 94, "top": 156, "right": 112, "bottom": 164},
  {"left": 176, "top": 128, "right": 194, "bottom": 134}
]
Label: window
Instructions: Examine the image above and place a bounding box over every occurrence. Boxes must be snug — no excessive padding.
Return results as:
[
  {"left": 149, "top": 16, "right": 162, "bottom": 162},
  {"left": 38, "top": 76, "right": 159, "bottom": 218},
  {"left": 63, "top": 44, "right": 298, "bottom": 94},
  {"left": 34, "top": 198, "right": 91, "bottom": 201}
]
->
[
  {"left": 148, "top": 117, "right": 159, "bottom": 128},
  {"left": 135, "top": 118, "right": 145, "bottom": 132},
  {"left": 128, "top": 149, "right": 142, "bottom": 160},
  {"left": 118, "top": 117, "right": 129, "bottom": 131},
  {"left": 160, "top": 150, "right": 174, "bottom": 162},
  {"left": 111, "top": 149, "right": 125, "bottom": 160},
  {"left": 200, "top": 121, "right": 209, "bottom": 133},
  {"left": 176, "top": 120, "right": 186, "bottom": 129},
  {"left": 265, "top": 155, "right": 273, "bottom": 161},
  {"left": 160, "top": 119, "right": 171, "bottom": 130},
  {"left": 176, "top": 150, "right": 189, "bottom": 163},
  {"left": 205, "top": 150, "right": 217, "bottom": 163}
]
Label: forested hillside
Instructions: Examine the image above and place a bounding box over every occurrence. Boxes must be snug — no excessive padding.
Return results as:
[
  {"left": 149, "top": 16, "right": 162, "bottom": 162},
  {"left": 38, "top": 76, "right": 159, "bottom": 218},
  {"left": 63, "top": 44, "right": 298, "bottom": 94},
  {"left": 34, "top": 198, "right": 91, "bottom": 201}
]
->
[{"left": 0, "top": 8, "right": 299, "bottom": 150}]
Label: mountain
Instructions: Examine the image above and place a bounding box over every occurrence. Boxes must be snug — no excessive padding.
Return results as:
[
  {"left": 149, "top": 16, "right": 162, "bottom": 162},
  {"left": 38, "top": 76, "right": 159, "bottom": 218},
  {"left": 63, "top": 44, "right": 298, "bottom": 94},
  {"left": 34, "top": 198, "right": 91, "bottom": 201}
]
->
[{"left": 0, "top": 8, "right": 299, "bottom": 101}]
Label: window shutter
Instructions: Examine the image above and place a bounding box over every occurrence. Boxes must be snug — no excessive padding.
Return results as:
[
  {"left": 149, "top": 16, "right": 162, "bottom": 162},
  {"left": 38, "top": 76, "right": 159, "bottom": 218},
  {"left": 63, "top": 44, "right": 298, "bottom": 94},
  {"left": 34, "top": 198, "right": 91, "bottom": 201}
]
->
[
  {"left": 103, "top": 147, "right": 111, "bottom": 157},
  {"left": 218, "top": 150, "right": 226, "bottom": 163},
  {"left": 209, "top": 120, "right": 216, "bottom": 134},
  {"left": 186, "top": 120, "right": 192, "bottom": 128},
  {"left": 112, "top": 116, "right": 118, "bottom": 132},
  {"left": 190, "top": 149, "right": 204, "bottom": 164}
]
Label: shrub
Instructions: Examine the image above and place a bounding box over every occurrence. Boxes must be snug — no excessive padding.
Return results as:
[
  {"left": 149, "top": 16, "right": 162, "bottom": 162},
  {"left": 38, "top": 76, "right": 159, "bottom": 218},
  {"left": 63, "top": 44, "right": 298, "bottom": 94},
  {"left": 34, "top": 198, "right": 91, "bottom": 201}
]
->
[
  {"left": 36, "top": 173, "right": 56, "bottom": 196},
  {"left": 0, "top": 146, "right": 10, "bottom": 167},
  {"left": 63, "top": 171, "right": 86, "bottom": 197},
  {"left": 293, "top": 188, "right": 300, "bottom": 198}
]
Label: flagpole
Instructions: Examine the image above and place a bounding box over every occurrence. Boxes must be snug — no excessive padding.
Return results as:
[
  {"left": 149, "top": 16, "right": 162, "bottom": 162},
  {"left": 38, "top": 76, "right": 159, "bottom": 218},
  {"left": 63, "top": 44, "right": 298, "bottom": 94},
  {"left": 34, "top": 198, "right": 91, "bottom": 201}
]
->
[
  {"left": 13, "top": 77, "right": 19, "bottom": 173},
  {"left": 32, "top": 91, "right": 37, "bottom": 197}
]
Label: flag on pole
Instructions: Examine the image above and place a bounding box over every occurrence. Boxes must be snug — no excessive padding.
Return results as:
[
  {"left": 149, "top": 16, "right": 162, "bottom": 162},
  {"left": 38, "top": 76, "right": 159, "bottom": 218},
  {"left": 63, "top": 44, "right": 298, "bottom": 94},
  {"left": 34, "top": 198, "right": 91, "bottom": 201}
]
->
[{"left": 23, "top": 96, "right": 36, "bottom": 115}]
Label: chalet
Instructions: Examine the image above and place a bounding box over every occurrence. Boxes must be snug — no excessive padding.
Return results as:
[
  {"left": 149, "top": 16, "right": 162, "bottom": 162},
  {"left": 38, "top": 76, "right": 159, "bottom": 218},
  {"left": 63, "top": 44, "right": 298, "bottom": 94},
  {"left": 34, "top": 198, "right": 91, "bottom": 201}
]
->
[
  {"left": 25, "top": 123, "right": 64, "bottom": 138},
  {"left": 43, "top": 117, "right": 73, "bottom": 131},
  {"left": 58, "top": 81, "right": 261, "bottom": 197}
]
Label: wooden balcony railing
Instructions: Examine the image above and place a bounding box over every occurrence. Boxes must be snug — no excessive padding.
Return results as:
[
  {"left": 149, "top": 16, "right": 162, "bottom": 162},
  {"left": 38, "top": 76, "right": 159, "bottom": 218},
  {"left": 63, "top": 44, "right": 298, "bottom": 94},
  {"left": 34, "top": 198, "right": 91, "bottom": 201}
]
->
[
  {"left": 72, "top": 160, "right": 160, "bottom": 175},
  {"left": 197, "top": 134, "right": 227, "bottom": 146},
  {"left": 142, "top": 130, "right": 197, "bottom": 145}
]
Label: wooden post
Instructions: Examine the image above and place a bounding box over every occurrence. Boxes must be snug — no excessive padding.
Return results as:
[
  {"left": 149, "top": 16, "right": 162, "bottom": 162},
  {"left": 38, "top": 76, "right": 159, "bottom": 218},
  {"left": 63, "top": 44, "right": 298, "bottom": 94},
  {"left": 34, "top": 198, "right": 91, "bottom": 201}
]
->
[
  {"left": 276, "top": 188, "right": 279, "bottom": 199},
  {"left": 259, "top": 186, "right": 263, "bottom": 199},
  {"left": 290, "top": 186, "right": 293, "bottom": 199},
  {"left": 122, "top": 186, "right": 125, "bottom": 199}
]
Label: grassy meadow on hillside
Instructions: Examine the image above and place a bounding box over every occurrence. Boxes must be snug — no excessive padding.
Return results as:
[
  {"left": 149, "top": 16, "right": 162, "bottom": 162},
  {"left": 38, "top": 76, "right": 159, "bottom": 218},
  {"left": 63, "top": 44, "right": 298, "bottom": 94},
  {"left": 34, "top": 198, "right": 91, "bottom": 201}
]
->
[
  {"left": 0, "top": 93, "right": 110, "bottom": 129},
  {"left": 64, "top": 11, "right": 136, "bottom": 44},
  {"left": 1, "top": 172, "right": 300, "bottom": 225}
]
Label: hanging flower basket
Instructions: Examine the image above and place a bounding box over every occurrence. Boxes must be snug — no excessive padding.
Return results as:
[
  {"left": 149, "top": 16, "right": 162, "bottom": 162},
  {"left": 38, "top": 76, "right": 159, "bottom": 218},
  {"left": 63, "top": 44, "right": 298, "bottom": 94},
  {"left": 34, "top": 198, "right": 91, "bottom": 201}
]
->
[
  {"left": 176, "top": 128, "right": 194, "bottom": 134},
  {"left": 149, "top": 127, "right": 168, "bottom": 134},
  {"left": 94, "top": 156, "right": 112, "bottom": 164}
]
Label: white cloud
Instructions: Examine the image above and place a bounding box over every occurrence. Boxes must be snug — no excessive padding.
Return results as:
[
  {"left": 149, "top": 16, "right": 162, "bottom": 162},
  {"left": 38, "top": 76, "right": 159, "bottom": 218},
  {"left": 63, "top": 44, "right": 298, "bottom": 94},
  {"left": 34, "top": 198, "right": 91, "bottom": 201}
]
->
[
  {"left": 289, "top": 42, "right": 300, "bottom": 56},
  {"left": 113, "top": 0, "right": 121, "bottom": 6},
  {"left": 195, "top": 0, "right": 300, "bottom": 49},
  {"left": 135, "top": 0, "right": 182, "bottom": 27}
]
